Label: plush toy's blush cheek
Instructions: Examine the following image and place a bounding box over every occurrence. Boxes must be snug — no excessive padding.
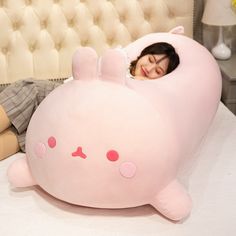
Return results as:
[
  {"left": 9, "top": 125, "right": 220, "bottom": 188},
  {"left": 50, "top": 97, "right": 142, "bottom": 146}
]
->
[
  {"left": 34, "top": 143, "right": 46, "bottom": 158},
  {"left": 119, "top": 162, "right": 137, "bottom": 178}
]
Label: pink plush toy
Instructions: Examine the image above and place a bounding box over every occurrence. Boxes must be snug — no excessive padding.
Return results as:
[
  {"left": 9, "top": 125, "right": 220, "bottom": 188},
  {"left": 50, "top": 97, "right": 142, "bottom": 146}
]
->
[{"left": 7, "top": 27, "right": 222, "bottom": 221}]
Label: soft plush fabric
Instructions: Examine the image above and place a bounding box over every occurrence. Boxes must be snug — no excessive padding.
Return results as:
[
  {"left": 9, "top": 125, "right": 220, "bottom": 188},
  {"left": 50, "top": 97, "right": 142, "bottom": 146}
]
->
[{"left": 7, "top": 27, "right": 222, "bottom": 221}]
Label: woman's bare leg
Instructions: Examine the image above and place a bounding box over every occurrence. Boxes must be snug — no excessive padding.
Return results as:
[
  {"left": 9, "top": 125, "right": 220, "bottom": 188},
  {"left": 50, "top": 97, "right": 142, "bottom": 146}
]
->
[
  {"left": 0, "top": 128, "right": 20, "bottom": 161},
  {"left": 0, "top": 105, "right": 11, "bottom": 133}
]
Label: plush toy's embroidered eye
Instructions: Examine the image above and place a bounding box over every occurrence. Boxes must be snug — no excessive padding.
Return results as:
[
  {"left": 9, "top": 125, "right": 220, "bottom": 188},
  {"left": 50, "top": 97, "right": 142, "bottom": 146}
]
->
[
  {"left": 48, "top": 136, "right": 56, "bottom": 148},
  {"left": 106, "top": 150, "right": 119, "bottom": 161}
]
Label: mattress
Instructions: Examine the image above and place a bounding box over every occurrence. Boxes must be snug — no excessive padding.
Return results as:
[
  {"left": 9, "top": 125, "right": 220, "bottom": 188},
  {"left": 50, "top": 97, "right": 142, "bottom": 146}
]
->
[{"left": 0, "top": 102, "right": 236, "bottom": 236}]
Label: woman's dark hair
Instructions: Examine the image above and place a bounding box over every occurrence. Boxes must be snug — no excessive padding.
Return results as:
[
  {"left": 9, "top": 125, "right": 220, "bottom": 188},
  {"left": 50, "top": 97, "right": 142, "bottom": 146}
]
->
[{"left": 129, "top": 42, "right": 180, "bottom": 76}]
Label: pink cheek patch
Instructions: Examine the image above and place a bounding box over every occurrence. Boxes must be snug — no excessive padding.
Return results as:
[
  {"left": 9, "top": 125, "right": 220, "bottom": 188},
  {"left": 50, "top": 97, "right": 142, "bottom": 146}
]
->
[
  {"left": 119, "top": 162, "right": 137, "bottom": 178},
  {"left": 34, "top": 142, "right": 46, "bottom": 158},
  {"left": 106, "top": 150, "right": 119, "bottom": 162},
  {"left": 48, "top": 136, "right": 56, "bottom": 148}
]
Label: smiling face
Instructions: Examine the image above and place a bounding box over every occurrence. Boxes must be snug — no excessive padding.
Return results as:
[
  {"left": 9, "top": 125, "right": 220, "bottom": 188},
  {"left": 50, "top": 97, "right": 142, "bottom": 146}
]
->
[{"left": 133, "top": 54, "right": 170, "bottom": 80}]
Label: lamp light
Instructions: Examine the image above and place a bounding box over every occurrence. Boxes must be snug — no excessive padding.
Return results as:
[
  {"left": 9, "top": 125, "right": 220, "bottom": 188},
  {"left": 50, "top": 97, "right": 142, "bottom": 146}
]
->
[{"left": 202, "top": 0, "right": 236, "bottom": 60}]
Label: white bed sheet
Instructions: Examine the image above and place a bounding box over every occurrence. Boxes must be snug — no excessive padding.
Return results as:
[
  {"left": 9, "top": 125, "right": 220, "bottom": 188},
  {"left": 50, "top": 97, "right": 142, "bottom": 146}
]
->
[{"left": 1, "top": 102, "right": 236, "bottom": 236}]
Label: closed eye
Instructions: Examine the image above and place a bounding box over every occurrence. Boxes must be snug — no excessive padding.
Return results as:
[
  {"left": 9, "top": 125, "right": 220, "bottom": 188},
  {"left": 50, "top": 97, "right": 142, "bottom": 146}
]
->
[
  {"left": 149, "top": 55, "right": 155, "bottom": 63},
  {"left": 156, "top": 67, "right": 164, "bottom": 74}
]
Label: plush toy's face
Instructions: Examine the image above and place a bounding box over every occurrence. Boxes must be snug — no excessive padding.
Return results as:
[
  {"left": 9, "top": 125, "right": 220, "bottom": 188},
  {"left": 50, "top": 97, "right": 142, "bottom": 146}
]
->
[{"left": 26, "top": 78, "right": 178, "bottom": 207}]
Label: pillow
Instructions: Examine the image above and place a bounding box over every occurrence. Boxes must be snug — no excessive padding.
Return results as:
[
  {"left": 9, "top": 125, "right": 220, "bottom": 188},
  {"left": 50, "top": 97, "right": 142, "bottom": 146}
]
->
[{"left": 7, "top": 26, "right": 222, "bottom": 221}]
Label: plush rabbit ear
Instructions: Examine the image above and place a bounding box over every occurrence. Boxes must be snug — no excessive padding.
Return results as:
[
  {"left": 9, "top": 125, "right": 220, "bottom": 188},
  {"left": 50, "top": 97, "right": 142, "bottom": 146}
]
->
[
  {"left": 99, "top": 49, "right": 127, "bottom": 85},
  {"left": 169, "top": 26, "right": 185, "bottom": 35},
  {"left": 72, "top": 47, "right": 98, "bottom": 80}
]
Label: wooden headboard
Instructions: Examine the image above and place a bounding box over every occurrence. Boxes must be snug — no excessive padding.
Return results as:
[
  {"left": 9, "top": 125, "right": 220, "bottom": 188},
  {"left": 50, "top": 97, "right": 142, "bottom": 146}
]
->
[{"left": 0, "top": 0, "right": 202, "bottom": 85}]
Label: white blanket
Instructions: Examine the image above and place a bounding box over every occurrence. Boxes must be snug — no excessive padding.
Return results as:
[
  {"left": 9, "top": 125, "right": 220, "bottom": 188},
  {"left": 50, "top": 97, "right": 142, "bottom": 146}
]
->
[{"left": 1, "top": 103, "right": 236, "bottom": 236}]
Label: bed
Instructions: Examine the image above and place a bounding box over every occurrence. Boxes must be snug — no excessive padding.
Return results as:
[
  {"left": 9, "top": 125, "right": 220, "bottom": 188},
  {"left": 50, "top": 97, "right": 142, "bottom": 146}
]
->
[{"left": 1, "top": 0, "right": 236, "bottom": 235}]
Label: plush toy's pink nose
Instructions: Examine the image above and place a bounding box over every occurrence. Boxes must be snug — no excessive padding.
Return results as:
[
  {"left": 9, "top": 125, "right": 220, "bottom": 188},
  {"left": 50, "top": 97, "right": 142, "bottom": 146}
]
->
[{"left": 72, "top": 147, "right": 87, "bottom": 159}]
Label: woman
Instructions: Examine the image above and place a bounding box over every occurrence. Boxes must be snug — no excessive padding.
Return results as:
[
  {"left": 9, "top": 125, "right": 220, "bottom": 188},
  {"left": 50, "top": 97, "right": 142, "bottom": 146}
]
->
[
  {"left": 0, "top": 42, "right": 179, "bottom": 160},
  {"left": 129, "top": 42, "right": 179, "bottom": 80}
]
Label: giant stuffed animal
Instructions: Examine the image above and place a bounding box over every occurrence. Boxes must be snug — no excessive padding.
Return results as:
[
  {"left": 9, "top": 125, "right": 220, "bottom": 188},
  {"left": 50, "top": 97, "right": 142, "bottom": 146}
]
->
[{"left": 7, "top": 27, "right": 222, "bottom": 221}]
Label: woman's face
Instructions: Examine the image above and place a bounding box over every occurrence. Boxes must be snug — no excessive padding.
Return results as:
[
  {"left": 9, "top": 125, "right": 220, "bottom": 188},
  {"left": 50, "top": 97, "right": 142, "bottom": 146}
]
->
[{"left": 133, "top": 54, "right": 170, "bottom": 80}]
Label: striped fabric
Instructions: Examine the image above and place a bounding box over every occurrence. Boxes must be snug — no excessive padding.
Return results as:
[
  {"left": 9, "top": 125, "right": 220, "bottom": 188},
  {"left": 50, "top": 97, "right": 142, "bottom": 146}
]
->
[{"left": 0, "top": 79, "right": 62, "bottom": 151}]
